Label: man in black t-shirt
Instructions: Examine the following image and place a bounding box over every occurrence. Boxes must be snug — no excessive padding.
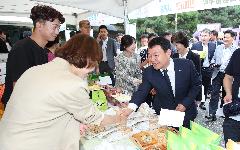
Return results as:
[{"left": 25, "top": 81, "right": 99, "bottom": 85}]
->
[
  {"left": 222, "top": 48, "right": 240, "bottom": 144},
  {"left": 1, "top": 5, "right": 65, "bottom": 108}
]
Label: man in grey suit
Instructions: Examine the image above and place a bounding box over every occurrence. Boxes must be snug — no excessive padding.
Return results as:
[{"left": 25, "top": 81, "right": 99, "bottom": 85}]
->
[
  {"left": 97, "top": 25, "right": 117, "bottom": 85},
  {"left": 191, "top": 29, "right": 216, "bottom": 110}
]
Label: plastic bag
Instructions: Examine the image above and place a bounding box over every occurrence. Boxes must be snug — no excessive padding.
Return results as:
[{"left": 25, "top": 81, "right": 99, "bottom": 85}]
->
[
  {"left": 91, "top": 90, "right": 108, "bottom": 111},
  {"left": 167, "top": 130, "right": 182, "bottom": 150},
  {"left": 190, "top": 121, "right": 221, "bottom": 145},
  {"left": 179, "top": 126, "right": 223, "bottom": 150},
  {"left": 197, "top": 144, "right": 225, "bottom": 150},
  {"left": 167, "top": 131, "right": 195, "bottom": 150}
]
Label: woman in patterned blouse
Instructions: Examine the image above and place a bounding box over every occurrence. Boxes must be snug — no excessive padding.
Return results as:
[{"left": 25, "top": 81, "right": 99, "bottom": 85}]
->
[{"left": 115, "top": 35, "right": 142, "bottom": 95}]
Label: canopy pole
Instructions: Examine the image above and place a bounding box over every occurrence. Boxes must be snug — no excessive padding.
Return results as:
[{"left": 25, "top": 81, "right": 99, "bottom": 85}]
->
[
  {"left": 123, "top": 0, "right": 129, "bottom": 34},
  {"left": 175, "top": 13, "right": 178, "bottom": 32},
  {"left": 72, "top": 13, "right": 78, "bottom": 31}
]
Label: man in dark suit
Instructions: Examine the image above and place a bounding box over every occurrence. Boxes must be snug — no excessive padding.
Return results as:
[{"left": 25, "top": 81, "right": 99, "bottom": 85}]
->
[
  {"left": 121, "top": 37, "right": 201, "bottom": 128},
  {"left": 191, "top": 29, "right": 216, "bottom": 110},
  {"left": 210, "top": 30, "right": 224, "bottom": 47},
  {"left": 97, "top": 25, "right": 117, "bottom": 85}
]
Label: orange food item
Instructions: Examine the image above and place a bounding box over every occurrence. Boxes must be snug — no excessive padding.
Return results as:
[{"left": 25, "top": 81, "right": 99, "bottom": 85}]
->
[
  {"left": 145, "top": 144, "right": 166, "bottom": 150},
  {"left": 132, "top": 131, "right": 158, "bottom": 148},
  {"left": 131, "top": 127, "right": 178, "bottom": 150}
]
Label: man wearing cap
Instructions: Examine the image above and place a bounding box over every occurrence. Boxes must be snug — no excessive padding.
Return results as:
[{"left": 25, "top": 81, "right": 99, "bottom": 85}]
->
[{"left": 79, "top": 20, "right": 91, "bottom": 35}]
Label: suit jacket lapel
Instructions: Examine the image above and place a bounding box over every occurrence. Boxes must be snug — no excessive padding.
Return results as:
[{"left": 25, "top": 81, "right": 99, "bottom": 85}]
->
[
  {"left": 208, "top": 43, "right": 215, "bottom": 60},
  {"left": 176, "top": 53, "right": 180, "bottom": 58},
  {"left": 186, "top": 51, "right": 193, "bottom": 60},
  {"left": 106, "top": 39, "right": 111, "bottom": 56},
  {"left": 199, "top": 42, "right": 203, "bottom": 51}
]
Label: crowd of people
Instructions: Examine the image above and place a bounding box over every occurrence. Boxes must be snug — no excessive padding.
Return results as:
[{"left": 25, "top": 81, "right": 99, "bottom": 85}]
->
[
  {"left": 131, "top": 29, "right": 240, "bottom": 144},
  {"left": 0, "top": 4, "right": 239, "bottom": 150}
]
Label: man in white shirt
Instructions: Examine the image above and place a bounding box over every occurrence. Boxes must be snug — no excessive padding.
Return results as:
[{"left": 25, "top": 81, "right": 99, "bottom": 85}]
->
[
  {"left": 207, "top": 30, "right": 238, "bottom": 121},
  {"left": 136, "top": 34, "right": 148, "bottom": 69},
  {"left": 136, "top": 34, "right": 148, "bottom": 55}
]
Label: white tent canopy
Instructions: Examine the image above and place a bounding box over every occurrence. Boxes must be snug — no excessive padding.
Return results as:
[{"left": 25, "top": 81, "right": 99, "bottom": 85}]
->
[
  {"left": 33, "top": 0, "right": 154, "bottom": 19},
  {"left": 0, "top": 0, "right": 154, "bottom": 33},
  {"left": 129, "top": 0, "right": 240, "bottom": 19},
  {"left": 0, "top": 0, "right": 91, "bottom": 26},
  {"left": 0, "top": 0, "right": 87, "bottom": 17},
  {"left": 2, "top": 0, "right": 240, "bottom": 24},
  {"left": 33, "top": 0, "right": 154, "bottom": 33}
]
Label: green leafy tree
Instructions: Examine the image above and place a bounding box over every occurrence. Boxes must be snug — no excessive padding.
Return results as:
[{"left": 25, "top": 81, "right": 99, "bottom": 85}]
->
[
  {"left": 130, "top": 15, "right": 169, "bottom": 39},
  {"left": 131, "top": 5, "right": 240, "bottom": 40},
  {"left": 198, "top": 6, "right": 240, "bottom": 28},
  {"left": 167, "top": 11, "right": 199, "bottom": 36}
]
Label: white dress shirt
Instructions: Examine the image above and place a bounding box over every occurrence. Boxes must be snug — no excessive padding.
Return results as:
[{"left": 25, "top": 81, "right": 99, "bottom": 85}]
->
[
  {"left": 102, "top": 37, "right": 108, "bottom": 61},
  {"left": 128, "top": 58, "right": 175, "bottom": 111},
  {"left": 202, "top": 44, "right": 210, "bottom": 67},
  {"left": 179, "top": 49, "right": 189, "bottom": 59}
]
